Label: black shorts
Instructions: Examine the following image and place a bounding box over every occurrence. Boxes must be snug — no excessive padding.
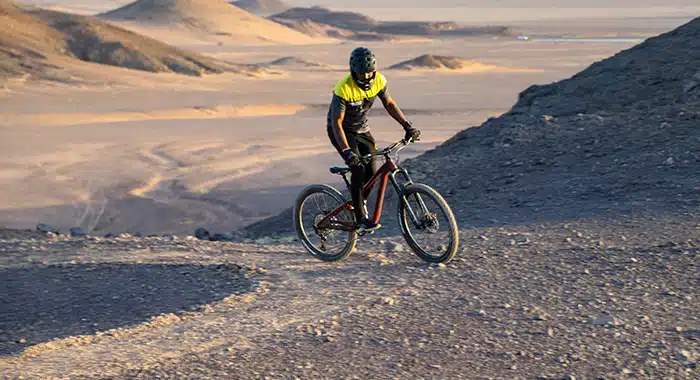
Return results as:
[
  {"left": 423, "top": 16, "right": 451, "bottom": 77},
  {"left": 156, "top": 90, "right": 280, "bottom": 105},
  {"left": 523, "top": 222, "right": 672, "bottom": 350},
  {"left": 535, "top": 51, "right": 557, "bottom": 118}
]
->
[{"left": 326, "top": 125, "right": 376, "bottom": 158}]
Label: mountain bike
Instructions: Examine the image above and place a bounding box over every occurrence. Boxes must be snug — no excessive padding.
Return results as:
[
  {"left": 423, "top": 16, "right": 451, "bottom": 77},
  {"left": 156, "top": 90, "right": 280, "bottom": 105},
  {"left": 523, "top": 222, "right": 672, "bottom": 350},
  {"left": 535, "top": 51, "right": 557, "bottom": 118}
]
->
[{"left": 293, "top": 138, "right": 459, "bottom": 263}]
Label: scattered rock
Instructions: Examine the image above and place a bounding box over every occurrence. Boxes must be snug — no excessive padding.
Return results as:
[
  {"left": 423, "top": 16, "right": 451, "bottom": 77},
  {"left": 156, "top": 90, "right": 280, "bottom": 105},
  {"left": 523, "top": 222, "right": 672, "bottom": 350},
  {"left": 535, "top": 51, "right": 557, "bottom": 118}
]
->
[
  {"left": 385, "top": 241, "right": 405, "bottom": 253},
  {"left": 592, "top": 314, "right": 623, "bottom": 327},
  {"left": 381, "top": 297, "right": 396, "bottom": 306},
  {"left": 69, "top": 227, "right": 87, "bottom": 237},
  {"left": 211, "top": 233, "right": 234, "bottom": 242},
  {"left": 676, "top": 349, "right": 697, "bottom": 363},
  {"left": 194, "top": 227, "right": 211, "bottom": 241},
  {"left": 36, "top": 223, "right": 59, "bottom": 234}
]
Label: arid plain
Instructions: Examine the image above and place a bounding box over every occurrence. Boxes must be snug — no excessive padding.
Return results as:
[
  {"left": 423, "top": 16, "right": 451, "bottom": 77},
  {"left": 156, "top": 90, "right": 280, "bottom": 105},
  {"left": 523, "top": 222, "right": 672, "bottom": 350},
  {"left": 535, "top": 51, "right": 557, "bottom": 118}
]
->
[{"left": 1, "top": 1, "right": 697, "bottom": 236}]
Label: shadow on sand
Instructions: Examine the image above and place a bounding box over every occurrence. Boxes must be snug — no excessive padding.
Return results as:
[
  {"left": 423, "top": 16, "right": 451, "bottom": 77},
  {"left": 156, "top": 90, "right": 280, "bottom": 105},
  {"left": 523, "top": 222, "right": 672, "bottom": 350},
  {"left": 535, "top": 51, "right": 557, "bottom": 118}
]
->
[{"left": 0, "top": 263, "right": 253, "bottom": 356}]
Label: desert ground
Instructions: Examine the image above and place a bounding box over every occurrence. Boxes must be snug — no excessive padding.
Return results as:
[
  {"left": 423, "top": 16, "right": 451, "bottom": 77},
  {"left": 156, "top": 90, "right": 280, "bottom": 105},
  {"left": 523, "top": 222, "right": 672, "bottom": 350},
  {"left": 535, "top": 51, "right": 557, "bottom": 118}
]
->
[{"left": 1, "top": 1, "right": 698, "bottom": 379}]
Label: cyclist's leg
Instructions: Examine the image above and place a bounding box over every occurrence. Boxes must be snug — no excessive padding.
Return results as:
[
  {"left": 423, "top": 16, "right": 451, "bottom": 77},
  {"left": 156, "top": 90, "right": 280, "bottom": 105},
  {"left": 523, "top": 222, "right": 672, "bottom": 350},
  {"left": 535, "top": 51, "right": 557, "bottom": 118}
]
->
[
  {"left": 326, "top": 126, "right": 365, "bottom": 223},
  {"left": 346, "top": 134, "right": 367, "bottom": 223},
  {"left": 353, "top": 132, "right": 377, "bottom": 225},
  {"left": 356, "top": 132, "right": 377, "bottom": 179}
]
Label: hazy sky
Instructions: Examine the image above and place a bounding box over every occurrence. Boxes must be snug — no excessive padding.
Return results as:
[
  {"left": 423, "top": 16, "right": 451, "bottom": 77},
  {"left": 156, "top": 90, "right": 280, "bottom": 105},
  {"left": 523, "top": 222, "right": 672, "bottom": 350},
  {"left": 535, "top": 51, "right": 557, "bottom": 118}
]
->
[
  {"left": 293, "top": 0, "right": 700, "bottom": 8},
  {"left": 15, "top": 1, "right": 700, "bottom": 22}
]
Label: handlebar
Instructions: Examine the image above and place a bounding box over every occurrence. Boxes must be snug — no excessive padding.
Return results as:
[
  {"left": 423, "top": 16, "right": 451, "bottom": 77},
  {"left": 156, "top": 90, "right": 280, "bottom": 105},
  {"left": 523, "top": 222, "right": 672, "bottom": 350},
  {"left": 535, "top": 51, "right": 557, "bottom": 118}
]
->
[{"left": 361, "top": 138, "right": 413, "bottom": 162}]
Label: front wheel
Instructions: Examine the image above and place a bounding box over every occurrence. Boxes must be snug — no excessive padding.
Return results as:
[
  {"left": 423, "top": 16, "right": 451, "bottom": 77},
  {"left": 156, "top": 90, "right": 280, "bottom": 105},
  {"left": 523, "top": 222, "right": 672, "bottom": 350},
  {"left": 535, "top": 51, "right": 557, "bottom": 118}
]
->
[
  {"left": 398, "top": 183, "right": 459, "bottom": 264},
  {"left": 294, "top": 184, "right": 357, "bottom": 261}
]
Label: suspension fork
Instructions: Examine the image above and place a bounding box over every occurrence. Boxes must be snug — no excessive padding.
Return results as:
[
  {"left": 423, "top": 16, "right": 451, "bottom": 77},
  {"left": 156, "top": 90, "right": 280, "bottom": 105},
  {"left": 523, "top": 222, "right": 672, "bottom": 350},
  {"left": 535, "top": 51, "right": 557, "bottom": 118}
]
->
[{"left": 389, "top": 168, "right": 428, "bottom": 226}]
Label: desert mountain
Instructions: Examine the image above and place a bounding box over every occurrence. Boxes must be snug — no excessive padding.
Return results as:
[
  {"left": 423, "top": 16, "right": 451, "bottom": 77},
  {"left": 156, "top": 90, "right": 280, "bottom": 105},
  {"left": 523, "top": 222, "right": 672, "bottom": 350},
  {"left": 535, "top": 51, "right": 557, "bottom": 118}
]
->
[
  {"left": 0, "top": 0, "right": 238, "bottom": 81},
  {"left": 241, "top": 16, "right": 700, "bottom": 238},
  {"left": 271, "top": 6, "right": 510, "bottom": 38},
  {"left": 231, "top": 0, "right": 288, "bottom": 16},
  {"left": 101, "top": 0, "right": 317, "bottom": 45}
]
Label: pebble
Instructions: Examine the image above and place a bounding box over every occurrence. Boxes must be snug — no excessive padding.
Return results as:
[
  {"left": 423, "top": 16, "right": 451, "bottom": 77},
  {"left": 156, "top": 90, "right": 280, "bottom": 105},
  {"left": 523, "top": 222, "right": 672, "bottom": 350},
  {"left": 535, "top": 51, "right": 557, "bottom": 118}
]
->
[
  {"left": 70, "top": 227, "right": 87, "bottom": 237},
  {"left": 592, "top": 314, "right": 623, "bottom": 327},
  {"left": 385, "top": 241, "right": 405, "bottom": 253}
]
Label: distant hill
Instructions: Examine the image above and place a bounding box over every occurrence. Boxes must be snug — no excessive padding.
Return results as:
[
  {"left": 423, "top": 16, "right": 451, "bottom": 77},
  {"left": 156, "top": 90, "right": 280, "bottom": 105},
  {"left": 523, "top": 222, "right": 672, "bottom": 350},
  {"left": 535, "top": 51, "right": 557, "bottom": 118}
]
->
[
  {"left": 0, "top": 0, "right": 238, "bottom": 81},
  {"left": 272, "top": 18, "right": 392, "bottom": 41},
  {"left": 260, "top": 56, "right": 330, "bottom": 69},
  {"left": 388, "top": 55, "right": 473, "bottom": 70},
  {"left": 387, "top": 54, "right": 525, "bottom": 73},
  {"left": 271, "top": 6, "right": 377, "bottom": 31},
  {"left": 101, "top": 0, "right": 317, "bottom": 45},
  {"left": 231, "top": 0, "right": 289, "bottom": 16},
  {"left": 240, "top": 16, "right": 700, "bottom": 238},
  {"left": 270, "top": 6, "right": 510, "bottom": 38}
]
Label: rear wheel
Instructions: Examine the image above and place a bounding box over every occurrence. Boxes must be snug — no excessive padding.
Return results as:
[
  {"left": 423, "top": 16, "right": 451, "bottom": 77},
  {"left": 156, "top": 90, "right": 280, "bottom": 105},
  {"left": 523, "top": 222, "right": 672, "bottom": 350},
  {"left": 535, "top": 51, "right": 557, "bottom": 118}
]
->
[
  {"left": 398, "top": 183, "right": 459, "bottom": 263},
  {"left": 294, "top": 184, "right": 357, "bottom": 261}
]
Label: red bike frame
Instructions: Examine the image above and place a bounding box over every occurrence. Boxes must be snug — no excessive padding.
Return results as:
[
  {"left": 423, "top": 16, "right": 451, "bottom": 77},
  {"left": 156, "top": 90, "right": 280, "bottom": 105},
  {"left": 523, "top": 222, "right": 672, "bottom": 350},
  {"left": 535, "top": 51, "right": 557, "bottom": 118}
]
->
[{"left": 319, "top": 158, "right": 400, "bottom": 231}]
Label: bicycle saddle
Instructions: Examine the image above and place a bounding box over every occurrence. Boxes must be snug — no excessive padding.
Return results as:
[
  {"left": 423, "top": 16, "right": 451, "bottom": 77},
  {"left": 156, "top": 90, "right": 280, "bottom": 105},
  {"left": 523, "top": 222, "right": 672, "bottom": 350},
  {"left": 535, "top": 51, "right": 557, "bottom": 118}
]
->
[{"left": 329, "top": 167, "right": 351, "bottom": 175}]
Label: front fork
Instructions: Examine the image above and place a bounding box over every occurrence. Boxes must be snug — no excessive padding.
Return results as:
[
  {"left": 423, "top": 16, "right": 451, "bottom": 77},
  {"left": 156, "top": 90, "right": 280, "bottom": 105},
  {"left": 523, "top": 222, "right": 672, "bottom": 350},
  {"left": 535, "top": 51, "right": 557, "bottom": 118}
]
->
[{"left": 389, "top": 168, "right": 427, "bottom": 227}]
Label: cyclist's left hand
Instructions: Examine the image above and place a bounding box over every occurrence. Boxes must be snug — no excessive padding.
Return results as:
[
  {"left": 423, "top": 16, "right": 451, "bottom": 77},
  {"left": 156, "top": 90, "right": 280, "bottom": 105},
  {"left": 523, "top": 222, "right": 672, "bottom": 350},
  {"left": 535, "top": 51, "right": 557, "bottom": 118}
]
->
[{"left": 404, "top": 126, "right": 421, "bottom": 142}]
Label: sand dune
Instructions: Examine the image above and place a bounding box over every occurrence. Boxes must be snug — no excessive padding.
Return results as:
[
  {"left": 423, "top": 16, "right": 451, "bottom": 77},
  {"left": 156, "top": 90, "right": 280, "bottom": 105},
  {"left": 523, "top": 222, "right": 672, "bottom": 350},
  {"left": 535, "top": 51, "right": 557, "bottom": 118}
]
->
[
  {"left": 101, "top": 0, "right": 322, "bottom": 45},
  {"left": 387, "top": 54, "right": 535, "bottom": 74},
  {"left": 0, "top": 0, "right": 246, "bottom": 82},
  {"left": 0, "top": 104, "right": 308, "bottom": 127},
  {"left": 231, "top": 0, "right": 289, "bottom": 16}
]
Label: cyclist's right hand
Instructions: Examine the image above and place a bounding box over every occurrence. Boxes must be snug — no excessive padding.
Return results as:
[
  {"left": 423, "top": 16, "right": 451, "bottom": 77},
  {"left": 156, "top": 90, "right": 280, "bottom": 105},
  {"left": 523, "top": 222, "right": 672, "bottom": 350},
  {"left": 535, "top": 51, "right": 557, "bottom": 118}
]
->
[
  {"left": 341, "top": 148, "right": 361, "bottom": 167},
  {"left": 404, "top": 127, "right": 421, "bottom": 143}
]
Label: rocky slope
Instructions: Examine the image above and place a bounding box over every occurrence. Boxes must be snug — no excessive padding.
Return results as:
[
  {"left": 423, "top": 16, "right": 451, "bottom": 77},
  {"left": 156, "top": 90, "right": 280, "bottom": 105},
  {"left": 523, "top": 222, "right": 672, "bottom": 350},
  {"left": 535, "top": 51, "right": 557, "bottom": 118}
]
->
[
  {"left": 241, "top": 16, "right": 700, "bottom": 239},
  {"left": 0, "top": 0, "right": 239, "bottom": 81}
]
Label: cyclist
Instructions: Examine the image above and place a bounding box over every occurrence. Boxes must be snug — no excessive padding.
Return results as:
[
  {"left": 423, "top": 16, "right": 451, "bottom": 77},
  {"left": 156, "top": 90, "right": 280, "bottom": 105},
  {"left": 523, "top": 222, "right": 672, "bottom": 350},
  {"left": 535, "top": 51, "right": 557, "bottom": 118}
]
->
[{"left": 326, "top": 47, "right": 421, "bottom": 233}]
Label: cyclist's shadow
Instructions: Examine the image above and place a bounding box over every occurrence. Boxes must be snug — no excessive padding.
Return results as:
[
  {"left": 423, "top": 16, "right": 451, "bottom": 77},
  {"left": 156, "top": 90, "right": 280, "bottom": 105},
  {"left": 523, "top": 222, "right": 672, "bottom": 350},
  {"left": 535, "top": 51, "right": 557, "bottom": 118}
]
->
[{"left": 0, "top": 263, "right": 252, "bottom": 356}]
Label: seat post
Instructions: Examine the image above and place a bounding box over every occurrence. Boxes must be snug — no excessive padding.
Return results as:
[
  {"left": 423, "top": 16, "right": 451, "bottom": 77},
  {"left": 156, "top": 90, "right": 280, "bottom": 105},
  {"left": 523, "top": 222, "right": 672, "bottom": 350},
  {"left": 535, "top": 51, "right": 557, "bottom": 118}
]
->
[{"left": 342, "top": 173, "right": 351, "bottom": 190}]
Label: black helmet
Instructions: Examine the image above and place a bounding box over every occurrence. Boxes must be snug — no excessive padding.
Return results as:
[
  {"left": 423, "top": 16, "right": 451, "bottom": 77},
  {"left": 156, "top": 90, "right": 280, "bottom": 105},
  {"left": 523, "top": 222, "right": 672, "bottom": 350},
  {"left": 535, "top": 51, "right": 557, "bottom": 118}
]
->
[{"left": 349, "top": 47, "right": 376, "bottom": 90}]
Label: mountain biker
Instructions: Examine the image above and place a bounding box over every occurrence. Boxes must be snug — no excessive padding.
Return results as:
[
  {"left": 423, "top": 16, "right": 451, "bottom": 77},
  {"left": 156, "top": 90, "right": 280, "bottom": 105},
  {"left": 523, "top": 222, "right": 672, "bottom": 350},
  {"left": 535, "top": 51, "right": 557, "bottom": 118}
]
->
[{"left": 326, "top": 47, "right": 421, "bottom": 233}]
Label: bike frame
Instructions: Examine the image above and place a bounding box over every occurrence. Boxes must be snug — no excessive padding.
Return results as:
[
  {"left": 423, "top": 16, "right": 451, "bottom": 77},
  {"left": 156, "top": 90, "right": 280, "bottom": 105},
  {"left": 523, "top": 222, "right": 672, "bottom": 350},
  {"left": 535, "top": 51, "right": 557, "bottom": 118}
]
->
[{"left": 318, "top": 154, "right": 421, "bottom": 232}]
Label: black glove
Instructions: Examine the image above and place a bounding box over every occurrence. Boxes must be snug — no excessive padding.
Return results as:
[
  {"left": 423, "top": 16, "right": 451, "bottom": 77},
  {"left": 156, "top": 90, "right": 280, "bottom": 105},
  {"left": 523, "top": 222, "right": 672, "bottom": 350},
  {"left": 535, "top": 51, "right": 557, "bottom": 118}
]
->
[
  {"left": 404, "top": 126, "right": 421, "bottom": 142},
  {"left": 341, "top": 148, "right": 361, "bottom": 167}
]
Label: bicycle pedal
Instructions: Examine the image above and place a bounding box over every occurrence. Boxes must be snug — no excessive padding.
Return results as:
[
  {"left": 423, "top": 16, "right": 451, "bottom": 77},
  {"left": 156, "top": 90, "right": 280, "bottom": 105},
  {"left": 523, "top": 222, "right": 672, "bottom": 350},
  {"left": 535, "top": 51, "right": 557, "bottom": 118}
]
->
[{"left": 356, "top": 224, "right": 381, "bottom": 236}]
